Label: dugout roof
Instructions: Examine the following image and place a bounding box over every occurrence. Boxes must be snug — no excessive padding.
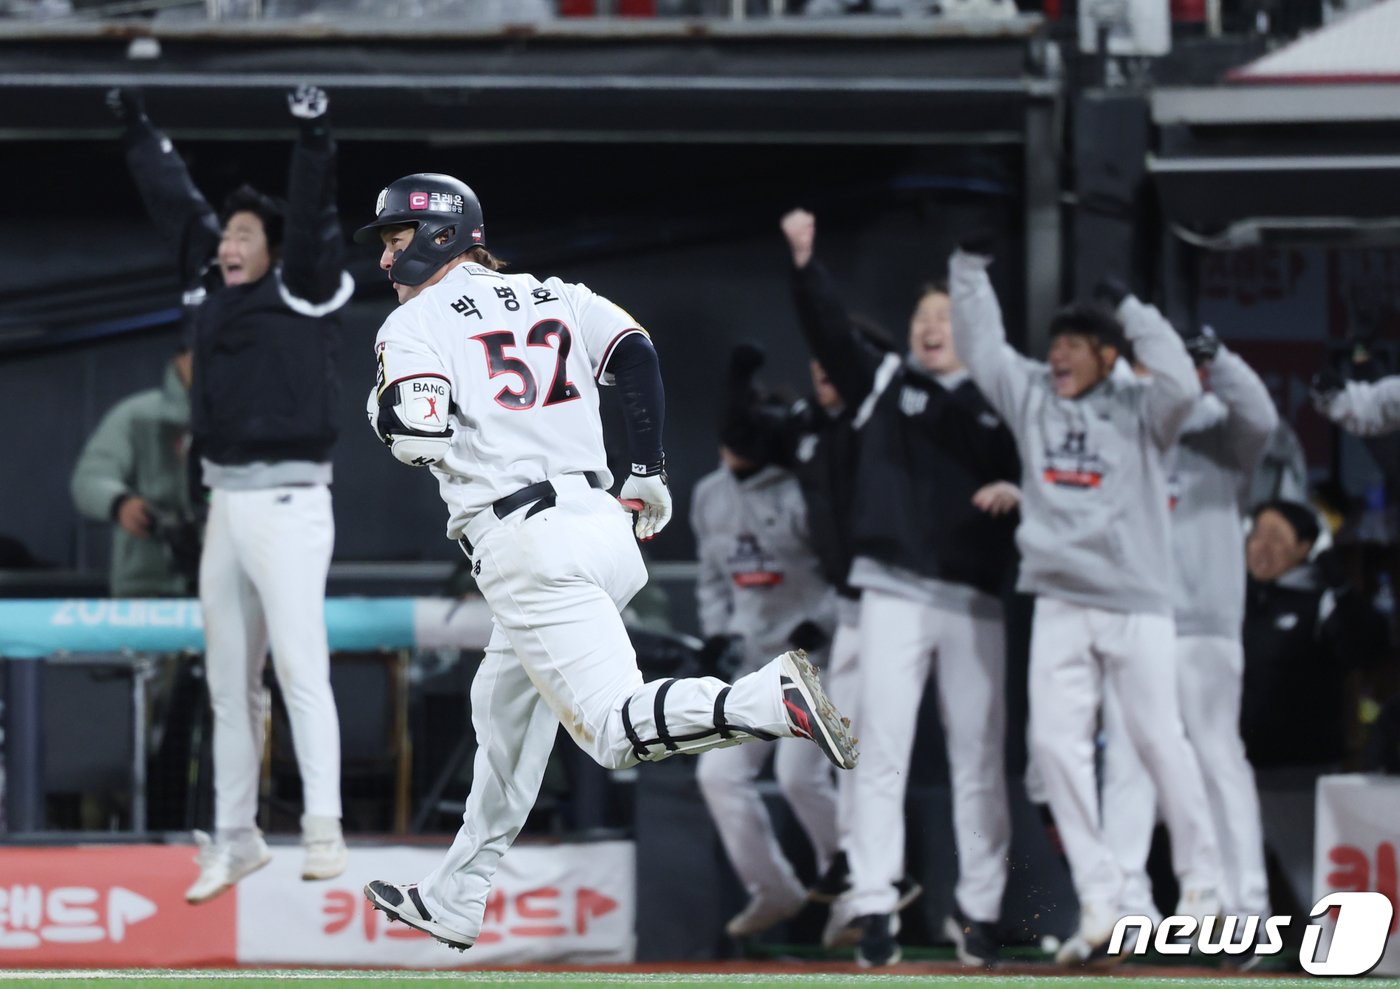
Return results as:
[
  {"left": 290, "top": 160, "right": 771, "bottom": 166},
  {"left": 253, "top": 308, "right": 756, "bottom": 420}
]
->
[{"left": 1149, "top": 0, "right": 1400, "bottom": 246}]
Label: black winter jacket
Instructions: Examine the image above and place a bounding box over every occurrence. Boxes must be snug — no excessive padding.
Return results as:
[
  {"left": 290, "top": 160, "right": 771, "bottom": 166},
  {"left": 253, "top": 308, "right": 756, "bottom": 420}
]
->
[
  {"left": 125, "top": 120, "right": 350, "bottom": 467},
  {"left": 790, "top": 259, "right": 1019, "bottom": 596}
]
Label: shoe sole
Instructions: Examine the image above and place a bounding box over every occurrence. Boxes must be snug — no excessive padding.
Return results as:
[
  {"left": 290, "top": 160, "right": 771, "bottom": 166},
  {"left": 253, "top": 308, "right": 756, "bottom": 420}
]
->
[
  {"left": 1055, "top": 936, "right": 1130, "bottom": 969},
  {"left": 185, "top": 850, "right": 272, "bottom": 905},
  {"left": 363, "top": 882, "right": 474, "bottom": 952},
  {"left": 808, "top": 886, "right": 850, "bottom": 905},
  {"left": 781, "top": 650, "right": 858, "bottom": 770},
  {"left": 302, "top": 859, "right": 348, "bottom": 881},
  {"left": 855, "top": 944, "right": 903, "bottom": 968}
]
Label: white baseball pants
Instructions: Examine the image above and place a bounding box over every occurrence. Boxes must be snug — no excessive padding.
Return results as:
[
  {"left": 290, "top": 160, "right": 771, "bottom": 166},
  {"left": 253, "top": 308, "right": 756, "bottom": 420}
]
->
[
  {"left": 1028, "top": 597, "right": 1222, "bottom": 922},
  {"left": 697, "top": 721, "right": 839, "bottom": 902},
  {"left": 418, "top": 479, "right": 801, "bottom": 937},
  {"left": 199, "top": 484, "right": 341, "bottom": 834},
  {"left": 847, "top": 589, "right": 1010, "bottom": 922},
  {"left": 1101, "top": 635, "right": 1269, "bottom": 917}
]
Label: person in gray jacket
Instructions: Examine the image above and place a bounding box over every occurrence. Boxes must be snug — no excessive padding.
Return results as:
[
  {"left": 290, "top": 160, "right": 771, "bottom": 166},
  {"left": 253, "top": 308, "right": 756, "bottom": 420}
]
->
[
  {"left": 949, "top": 243, "right": 1223, "bottom": 964},
  {"left": 71, "top": 347, "right": 196, "bottom": 597},
  {"left": 1100, "top": 327, "right": 1276, "bottom": 927},
  {"left": 1313, "top": 369, "right": 1400, "bottom": 436},
  {"left": 691, "top": 345, "right": 840, "bottom": 940}
]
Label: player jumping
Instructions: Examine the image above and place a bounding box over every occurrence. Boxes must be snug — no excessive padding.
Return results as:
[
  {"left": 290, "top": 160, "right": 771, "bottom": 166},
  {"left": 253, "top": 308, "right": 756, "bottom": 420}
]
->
[{"left": 354, "top": 173, "right": 859, "bottom": 952}]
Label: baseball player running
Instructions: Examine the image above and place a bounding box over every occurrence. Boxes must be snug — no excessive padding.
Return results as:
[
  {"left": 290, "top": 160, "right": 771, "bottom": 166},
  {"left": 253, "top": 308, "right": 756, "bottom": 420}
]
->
[
  {"left": 692, "top": 345, "right": 840, "bottom": 938},
  {"left": 1101, "top": 329, "right": 1276, "bottom": 927},
  {"left": 355, "top": 174, "right": 858, "bottom": 952},
  {"left": 948, "top": 243, "right": 1223, "bottom": 964}
]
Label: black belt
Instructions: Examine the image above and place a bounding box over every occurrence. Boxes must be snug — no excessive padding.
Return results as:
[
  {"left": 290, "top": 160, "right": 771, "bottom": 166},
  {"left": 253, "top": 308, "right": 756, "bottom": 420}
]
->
[{"left": 460, "top": 471, "right": 603, "bottom": 556}]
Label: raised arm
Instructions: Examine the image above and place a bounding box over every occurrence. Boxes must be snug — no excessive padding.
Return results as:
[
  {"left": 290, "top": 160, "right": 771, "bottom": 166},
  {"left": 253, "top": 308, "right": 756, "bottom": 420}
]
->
[
  {"left": 782, "top": 210, "right": 888, "bottom": 406},
  {"left": 107, "top": 88, "right": 220, "bottom": 291},
  {"left": 1314, "top": 376, "right": 1400, "bottom": 437},
  {"left": 1201, "top": 341, "right": 1277, "bottom": 471},
  {"left": 280, "top": 86, "right": 352, "bottom": 309},
  {"left": 948, "top": 247, "right": 1039, "bottom": 424},
  {"left": 1112, "top": 292, "right": 1202, "bottom": 449}
]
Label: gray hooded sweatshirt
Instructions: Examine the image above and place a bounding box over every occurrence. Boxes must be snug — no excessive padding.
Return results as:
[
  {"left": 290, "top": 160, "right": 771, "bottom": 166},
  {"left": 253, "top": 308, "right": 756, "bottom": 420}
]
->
[
  {"left": 949, "top": 250, "right": 1201, "bottom": 615},
  {"left": 691, "top": 463, "right": 836, "bottom": 674},
  {"left": 1169, "top": 345, "right": 1278, "bottom": 637}
]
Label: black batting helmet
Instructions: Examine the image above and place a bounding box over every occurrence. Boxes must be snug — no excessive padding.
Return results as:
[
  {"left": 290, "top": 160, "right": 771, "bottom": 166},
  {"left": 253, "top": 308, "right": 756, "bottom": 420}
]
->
[{"left": 353, "top": 173, "right": 485, "bottom": 287}]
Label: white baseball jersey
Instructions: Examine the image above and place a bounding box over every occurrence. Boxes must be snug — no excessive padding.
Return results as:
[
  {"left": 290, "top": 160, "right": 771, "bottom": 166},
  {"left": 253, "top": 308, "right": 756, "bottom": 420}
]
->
[{"left": 370, "top": 261, "right": 646, "bottom": 538}]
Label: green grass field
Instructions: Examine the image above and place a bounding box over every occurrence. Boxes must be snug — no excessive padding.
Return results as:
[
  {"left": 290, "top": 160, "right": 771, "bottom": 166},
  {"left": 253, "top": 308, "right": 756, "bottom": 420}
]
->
[{"left": 1, "top": 973, "right": 1399, "bottom": 989}]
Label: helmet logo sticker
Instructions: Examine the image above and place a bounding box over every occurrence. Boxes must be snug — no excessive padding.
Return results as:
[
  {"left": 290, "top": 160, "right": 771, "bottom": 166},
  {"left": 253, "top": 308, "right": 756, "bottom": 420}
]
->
[
  {"left": 409, "top": 192, "right": 429, "bottom": 210},
  {"left": 471, "top": 227, "right": 484, "bottom": 243},
  {"left": 375, "top": 188, "right": 387, "bottom": 215},
  {"left": 430, "top": 191, "right": 465, "bottom": 214}
]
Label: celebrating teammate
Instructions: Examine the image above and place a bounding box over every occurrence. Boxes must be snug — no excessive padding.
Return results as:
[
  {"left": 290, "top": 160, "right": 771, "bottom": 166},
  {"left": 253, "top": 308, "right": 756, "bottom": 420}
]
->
[
  {"left": 949, "top": 243, "right": 1223, "bottom": 964},
  {"left": 355, "top": 174, "right": 858, "bottom": 952},
  {"left": 783, "top": 210, "right": 1019, "bottom": 968},
  {"left": 109, "top": 85, "right": 352, "bottom": 902},
  {"left": 1101, "top": 327, "right": 1276, "bottom": 929},
  {"left": 691, "top": 344, "right": 840, "bottom": 939}
]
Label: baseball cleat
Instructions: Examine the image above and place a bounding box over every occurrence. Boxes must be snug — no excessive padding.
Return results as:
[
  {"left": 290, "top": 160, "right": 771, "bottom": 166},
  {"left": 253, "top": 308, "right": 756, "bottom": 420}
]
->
[
  {"left": 779, "top": 650, "right": 858, "bottom": 770},
  {"left": 363, "top": 880, "right": 475, "bottom": 952},
  {"left": 943, "top": 905, "right": 1000, "bottom": 967},
  {"left": 855, "top": 913, "right": 902, "bottom": 968},
  {"left": 185, "top": 830, "right": 271, "bottom": 905}
]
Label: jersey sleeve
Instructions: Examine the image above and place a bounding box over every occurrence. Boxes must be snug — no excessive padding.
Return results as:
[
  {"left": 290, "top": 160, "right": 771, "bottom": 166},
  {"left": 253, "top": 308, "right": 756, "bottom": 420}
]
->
[
  {"left": 374, "top": 308, "right": 451, "bottom": 402},
  {"left": 563, "top": 279, "right": 648, "bottom": 385}
]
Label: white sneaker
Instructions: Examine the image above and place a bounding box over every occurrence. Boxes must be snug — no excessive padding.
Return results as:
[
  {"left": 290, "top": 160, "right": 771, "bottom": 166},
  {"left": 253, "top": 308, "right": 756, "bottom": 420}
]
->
[
  {"left": 725, "top": 887, "right": 807, "bottom": 938},
  {"left": 1055, "top": 900, "right": 1127, "bottom": 967},
  {"left": 184, "top": 830, "right": 271, "bottom": 904},
  {"left": 301, "top": 814, "right": 348, "bottom": 881},
  {"left": 364, "top": 880, "right": 475, "bottom": 951},
  {"left": 1175, "top": 884, "right": 1222, "bottom": 922}
]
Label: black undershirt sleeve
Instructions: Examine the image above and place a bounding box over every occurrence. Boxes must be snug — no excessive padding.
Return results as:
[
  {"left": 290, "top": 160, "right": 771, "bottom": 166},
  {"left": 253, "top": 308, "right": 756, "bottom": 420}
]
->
[{"left": 605, "top": 333, "right": 666, "bottom": 469}]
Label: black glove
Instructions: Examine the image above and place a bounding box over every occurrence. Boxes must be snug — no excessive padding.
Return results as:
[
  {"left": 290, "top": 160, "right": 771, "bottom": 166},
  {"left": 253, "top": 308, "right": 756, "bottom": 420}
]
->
[
  {"left": 957, "top": 230, "right": 997, "bottom": 258},
  {"left": 697, "top": 634, "right": 745, "bottom": 680},
  {"left": 1311, "top": 365, "right": 1346, "bottom": 404},
  {"left": 1092, "top": 276, "right": 1131, "bottom": 310},
  {"left": 787, "top": 620, "right": 828, "bottom": 654},
  {"left": 1183, "top": 325, "right": 1221, "bottom": 367}
]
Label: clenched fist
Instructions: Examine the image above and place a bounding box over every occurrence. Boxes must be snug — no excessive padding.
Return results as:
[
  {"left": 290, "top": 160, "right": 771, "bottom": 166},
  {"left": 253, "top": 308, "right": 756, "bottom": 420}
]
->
[{"left": 781, "top": 209, "right": 816, "bottom": 269}]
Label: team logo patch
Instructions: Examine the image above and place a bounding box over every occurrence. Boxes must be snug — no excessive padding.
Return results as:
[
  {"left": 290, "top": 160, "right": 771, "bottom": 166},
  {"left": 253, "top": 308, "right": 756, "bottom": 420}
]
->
[
  {"left": 899, "top": 386, "right": 929, "bottom": 417},
  {"left": 409, "top": 192, "right": 429, "bottom": 210},
  {"left": 374, "top": 188, "right": 387, "bottom": 216},
  {"left": 471, "top": 226, "right": 484, "bottom": 243}
]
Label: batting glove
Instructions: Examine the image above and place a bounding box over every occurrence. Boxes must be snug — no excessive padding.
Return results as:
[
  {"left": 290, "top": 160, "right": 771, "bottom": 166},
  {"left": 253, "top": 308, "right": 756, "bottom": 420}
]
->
[
  {"left": 619, "top": 460, "right": 671, "bottom": 541},
  {"left": 287, "top": 85, "right": 329, "bottom": 120}
]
